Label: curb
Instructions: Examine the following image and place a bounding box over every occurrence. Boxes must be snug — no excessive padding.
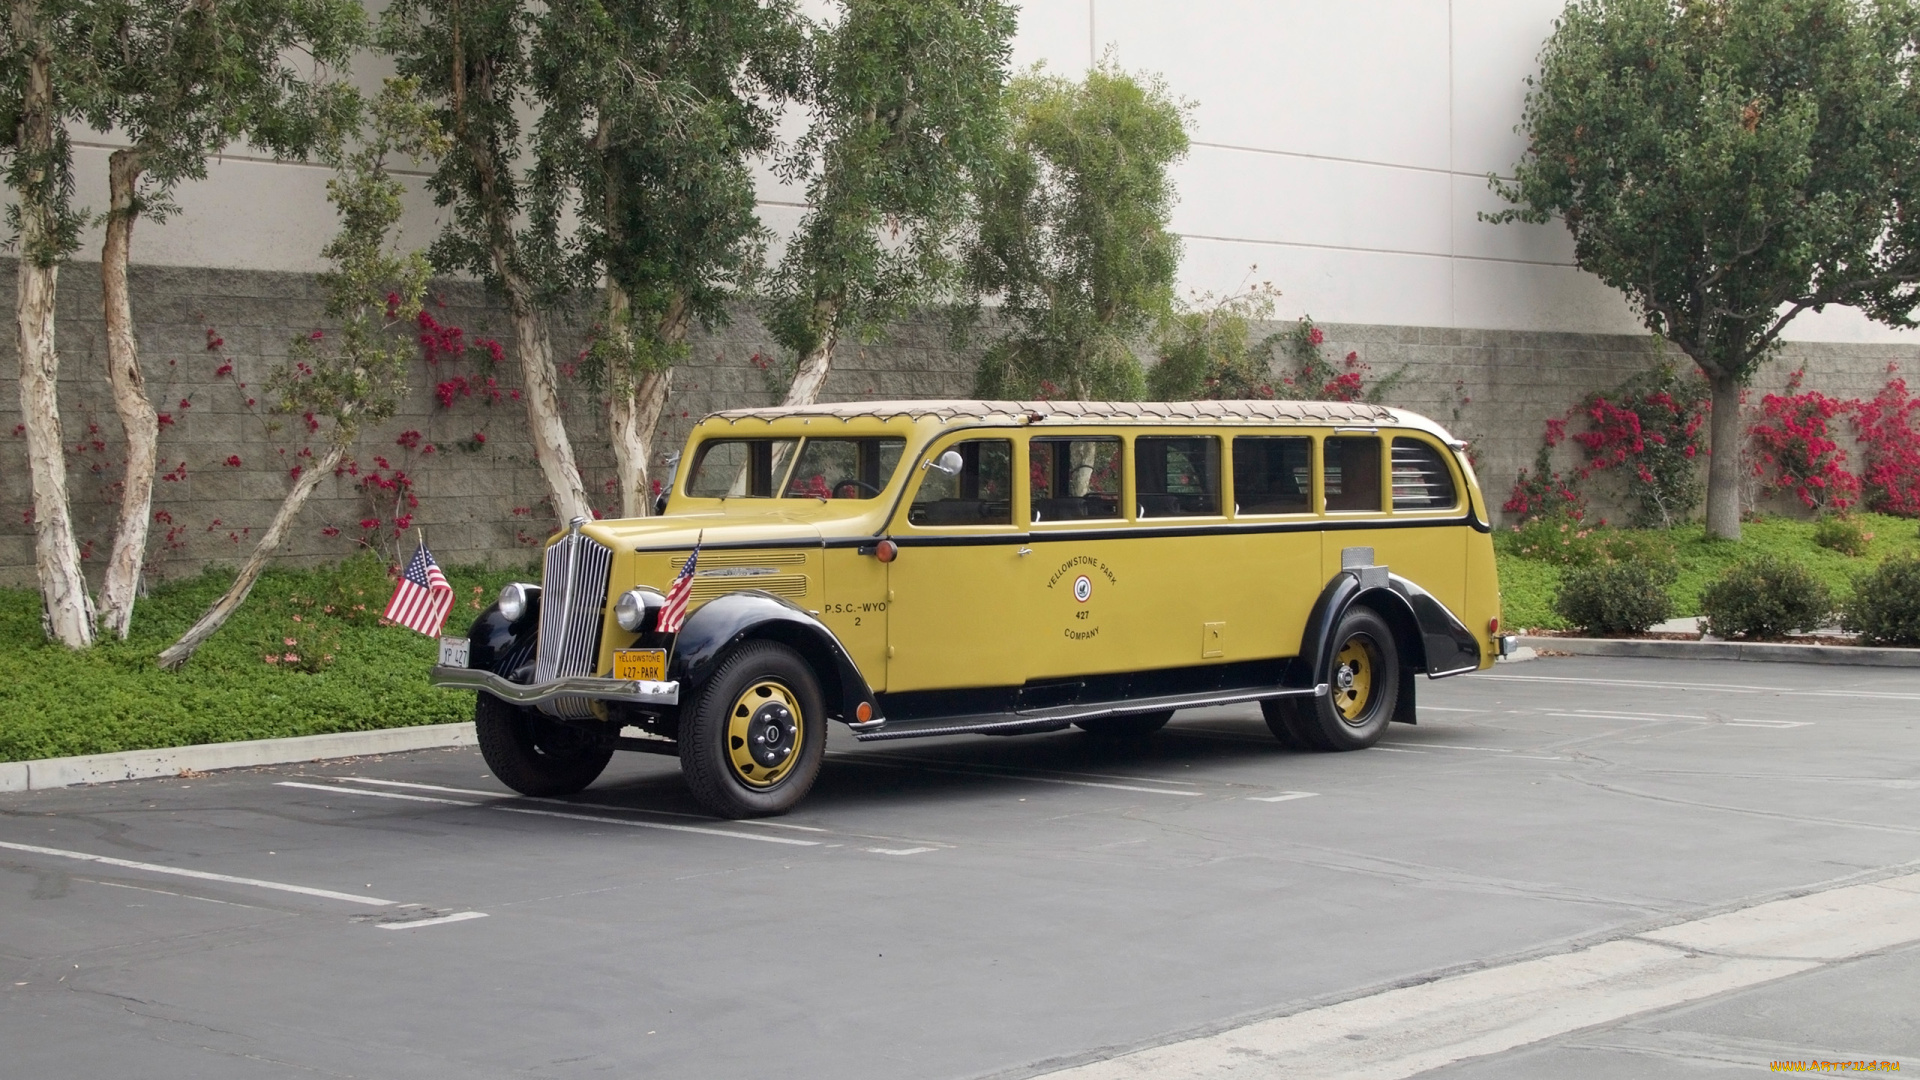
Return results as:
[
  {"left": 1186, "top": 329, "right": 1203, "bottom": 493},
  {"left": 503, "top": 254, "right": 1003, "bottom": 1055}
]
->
[
  {"left": 1519, "top": 635, "right": 1920, "bottom": 668},
  {"left": 0, "top": 722, "right": 477, "bottom": 794}
]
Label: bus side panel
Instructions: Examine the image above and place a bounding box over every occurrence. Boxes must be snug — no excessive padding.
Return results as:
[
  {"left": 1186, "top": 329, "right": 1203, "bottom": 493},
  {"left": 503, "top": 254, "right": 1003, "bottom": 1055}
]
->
[{"left": 1327, "top": 525, "right": 1467, "bottom": 620}]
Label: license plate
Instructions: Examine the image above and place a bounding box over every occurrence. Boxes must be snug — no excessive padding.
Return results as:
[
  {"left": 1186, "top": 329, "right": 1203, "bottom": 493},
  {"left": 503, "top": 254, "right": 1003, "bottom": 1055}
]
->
[
  {"left": 614, "top": 648, "right": 667, "bottom": 682},
  {"left": 437, "top": 636, "right": 470, "bottom": 668}
]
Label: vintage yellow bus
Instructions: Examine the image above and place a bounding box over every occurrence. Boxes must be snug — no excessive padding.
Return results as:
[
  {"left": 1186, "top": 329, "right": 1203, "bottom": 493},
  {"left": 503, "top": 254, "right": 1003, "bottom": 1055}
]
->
[{"left": 432, "top": 400, "right": 1512, "bottom": 817}]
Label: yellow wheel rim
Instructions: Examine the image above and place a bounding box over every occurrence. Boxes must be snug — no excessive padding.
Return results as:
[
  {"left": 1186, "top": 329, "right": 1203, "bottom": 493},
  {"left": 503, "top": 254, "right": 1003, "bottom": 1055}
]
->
[
  {"left": 1332, "top": 635, "right": 1379, "bottom": 724},
  {"left": 726, "top": 680, "right": 804, "bottom": 788}
]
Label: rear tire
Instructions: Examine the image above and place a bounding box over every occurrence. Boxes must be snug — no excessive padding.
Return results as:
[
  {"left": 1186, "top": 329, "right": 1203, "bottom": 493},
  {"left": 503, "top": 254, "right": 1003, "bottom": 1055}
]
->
[
  {"left": 475, "top": 694, "right": 614, "bottom": 796},
  {"left": 679, "top": 641, "right": 827, "bottom": 819},
  {"left": 1075, "top": 711, "right": 1174, "bottom": 738},
  {"left": 1303, "top": 606, "right": 1399, "bottom": 751}
]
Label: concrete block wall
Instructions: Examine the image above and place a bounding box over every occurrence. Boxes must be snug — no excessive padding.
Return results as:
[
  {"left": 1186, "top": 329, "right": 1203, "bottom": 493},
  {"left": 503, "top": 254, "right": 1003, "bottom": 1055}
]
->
[{"left": 5, "top": 261, "right": 1918, "bottom": 588}]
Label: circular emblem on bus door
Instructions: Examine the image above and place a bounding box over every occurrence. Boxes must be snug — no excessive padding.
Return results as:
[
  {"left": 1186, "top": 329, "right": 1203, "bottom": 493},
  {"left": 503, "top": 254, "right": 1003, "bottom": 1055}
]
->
[{"left": 1073, "top": 575, "right": 1093, "bottom": 603}]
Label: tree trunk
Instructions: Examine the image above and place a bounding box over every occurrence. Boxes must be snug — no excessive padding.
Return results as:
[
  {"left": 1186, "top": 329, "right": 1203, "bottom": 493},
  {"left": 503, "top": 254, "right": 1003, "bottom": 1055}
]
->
[
  {"left": 500, "top": 279, "right": 591, "bottom": 525},
  {"left": 781, "top": 321, "right": 839, "bottom": 408},
  {"left": 458, "top": 56, "right": 590, "bottom": 527},
  {"left": 1704, "top": 373, "right": 1744, "bottom": 541},
  {"left": 12, "top": 21, "right": 95, "bottom": 648},
  {"left": 607, "top": 288, "right": 682, "bottom": 518},
  {"left": 98, "top": 149, "right": 159, "bottom": 639},
  {"left": 157, "top": 444, "right": 348, "bottom": 670}
]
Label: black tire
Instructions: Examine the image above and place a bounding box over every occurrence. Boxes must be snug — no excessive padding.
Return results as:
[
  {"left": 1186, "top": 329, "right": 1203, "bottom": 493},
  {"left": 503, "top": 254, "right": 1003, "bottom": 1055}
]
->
[
  {"left": 678, "top": 641, "right": 827, "bottom": 818},
  {"left": 1075, "top": 710, "right": 1174, "bottom": 738},
  {"left": 474, "top": 694, "right": 614, "bottom": 796},
  {"left": 1296, "top": 606, "right": 1400, "bottom": 751},
  {"left": 1260, "top": 698, "right": 1327, "bottom": 750}
]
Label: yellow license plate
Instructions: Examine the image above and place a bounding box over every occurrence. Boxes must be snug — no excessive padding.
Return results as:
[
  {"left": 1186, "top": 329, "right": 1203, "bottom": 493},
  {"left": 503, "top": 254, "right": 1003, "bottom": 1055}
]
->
[{"left": 613, "top": 648, "right": 667, "bottom": 682}]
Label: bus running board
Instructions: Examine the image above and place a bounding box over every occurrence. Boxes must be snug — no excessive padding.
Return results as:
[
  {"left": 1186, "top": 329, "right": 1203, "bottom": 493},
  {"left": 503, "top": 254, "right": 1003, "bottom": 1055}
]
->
[{"left": 853, "top": 683, "right": 1327, "bottom": 742}]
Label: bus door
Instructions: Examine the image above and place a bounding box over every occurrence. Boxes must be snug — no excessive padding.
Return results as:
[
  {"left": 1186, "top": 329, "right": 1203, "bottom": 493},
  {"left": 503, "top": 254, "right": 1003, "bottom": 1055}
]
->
[{"left": 885, "top": 436, "right": 1027, "bottom": 693}]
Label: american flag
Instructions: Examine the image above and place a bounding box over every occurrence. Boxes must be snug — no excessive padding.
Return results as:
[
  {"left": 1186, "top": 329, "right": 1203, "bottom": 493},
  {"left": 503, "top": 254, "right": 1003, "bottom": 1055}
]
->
[
  {"left": 657, "top": 544, "right": 700, "bottom": 634},
  {"left": 384, "top": 543, "right": 455, "bottom": 636}
]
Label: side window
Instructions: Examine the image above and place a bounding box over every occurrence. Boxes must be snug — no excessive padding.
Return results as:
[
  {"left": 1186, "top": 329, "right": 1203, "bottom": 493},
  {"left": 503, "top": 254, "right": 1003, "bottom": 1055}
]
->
[
  {"left": 908, "top": 439, "right": 1013, "bottom": 526},
  {"left": 1030, "top": 437, "right": 1122, "bottom": 522},
  {"left": 1323, "top": 436, "right": 1382, "bottom": 513},
  {"left": 1231, "top": 436, "right": 1311, "bottom": 515},
  {"left": 1135, "top": 436, "right": 1221, "bottom": 517},
  {"left": 1391, "top": 438, "right": 1459, "bottom": 510}
]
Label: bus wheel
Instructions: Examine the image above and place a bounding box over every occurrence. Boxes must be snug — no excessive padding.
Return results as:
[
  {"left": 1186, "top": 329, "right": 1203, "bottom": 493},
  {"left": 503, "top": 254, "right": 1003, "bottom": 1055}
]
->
[
  {"left": 475, "top": 694, "right": 614, "bottom": 796},
  {"left": 679, "top": 641, "right": 826, "bottom": 819},
  {"left": 1306, "top": 606, "right": 1399, "bottom": 751},
  {"left": 1075, "top": 711, "right": 1174, "bottom": 738}
]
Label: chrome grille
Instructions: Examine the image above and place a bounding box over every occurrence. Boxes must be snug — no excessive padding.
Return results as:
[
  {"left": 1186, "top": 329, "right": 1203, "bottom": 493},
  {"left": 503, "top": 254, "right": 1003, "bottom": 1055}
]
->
[{"left": 535, "top": 528, "right": 613, "bottom": 718}]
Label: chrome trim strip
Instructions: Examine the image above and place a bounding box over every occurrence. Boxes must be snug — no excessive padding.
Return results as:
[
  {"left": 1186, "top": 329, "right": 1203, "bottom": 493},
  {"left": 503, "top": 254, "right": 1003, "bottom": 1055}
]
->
[{"left": 430, "top": 667, "right": 680, "bottom": 707}]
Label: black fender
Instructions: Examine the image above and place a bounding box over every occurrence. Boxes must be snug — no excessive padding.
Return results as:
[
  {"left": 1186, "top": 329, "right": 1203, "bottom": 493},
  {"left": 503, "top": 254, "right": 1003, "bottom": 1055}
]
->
[
  {"left": 1295, "top": 567, "right": 1483, "bottom": 725},
  {"left": 668, "top": 591, "right": 878, "bottom": 725},
  {"left": 466, "top": 603, "right": 539, "bottom": 684}
]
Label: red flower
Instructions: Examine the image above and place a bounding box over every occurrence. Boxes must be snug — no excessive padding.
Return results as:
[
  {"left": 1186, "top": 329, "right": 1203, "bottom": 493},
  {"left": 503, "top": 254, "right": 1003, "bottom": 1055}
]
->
[
  {"left": 223, "top": 455, "right": 242, "bottom": 467},
  {"left": 1307, "top": 327, "right": 1325, "bottom": 346},
  {"left": 359, "top": 518, "right": 381, "bottom": 529}
]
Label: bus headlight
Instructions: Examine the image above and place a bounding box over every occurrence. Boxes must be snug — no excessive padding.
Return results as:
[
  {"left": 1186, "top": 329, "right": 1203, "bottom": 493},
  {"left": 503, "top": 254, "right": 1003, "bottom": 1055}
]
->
[
  {"left": 498, "top": 582, "right": 539, "bottom": 623},
  {"left": 614, "top": 587, "right": 664, "bottom": 632}
]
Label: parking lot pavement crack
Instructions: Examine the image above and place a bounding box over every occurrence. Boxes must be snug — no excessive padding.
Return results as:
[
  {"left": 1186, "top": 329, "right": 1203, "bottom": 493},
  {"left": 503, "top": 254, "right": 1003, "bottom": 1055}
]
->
[
  {"left": 1272, "top": 843, "right": 1690, "bottom": 912},
  {"left": 1564, "top": 774, "right": 1920, "bottom": 836}
]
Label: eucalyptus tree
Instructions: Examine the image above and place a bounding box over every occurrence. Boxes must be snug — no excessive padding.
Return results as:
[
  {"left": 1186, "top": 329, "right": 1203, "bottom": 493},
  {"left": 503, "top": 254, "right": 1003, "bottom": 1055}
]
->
[
  {"left": 2, "top": 0, "right": 95, "bottom": 646},
  {"left": 1490, "top": 0, "right": 1920, "bottom": 540},
  {"left": 160, "top": 80, "right": 446, "bottom": 669},
  {"left": 966, "top": 62, "right": 1190, "bottom": 401},
  {"left": 381, "top": 0, "right": 592, "bottom": 524},
  {"left": 766, "top": 0, "right": 1015, "bottom": 408},
  {"left": 532, "top": 0, "right": 805, "bottom": 518},
  {"left": 71, "top": 0, "right": 361, "bottom": 638}
]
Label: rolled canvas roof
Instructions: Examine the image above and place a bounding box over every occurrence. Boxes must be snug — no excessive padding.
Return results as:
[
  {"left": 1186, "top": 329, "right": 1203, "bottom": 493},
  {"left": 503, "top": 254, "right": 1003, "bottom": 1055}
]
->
[{"left": 706, "top": 398, "right": 1410, "bottom": 427}]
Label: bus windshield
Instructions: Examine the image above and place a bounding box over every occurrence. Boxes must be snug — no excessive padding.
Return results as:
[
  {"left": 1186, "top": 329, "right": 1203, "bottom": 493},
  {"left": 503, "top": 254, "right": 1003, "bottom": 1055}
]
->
[{"left": 684, "top": 437, "right": 905, "bottom": 500}]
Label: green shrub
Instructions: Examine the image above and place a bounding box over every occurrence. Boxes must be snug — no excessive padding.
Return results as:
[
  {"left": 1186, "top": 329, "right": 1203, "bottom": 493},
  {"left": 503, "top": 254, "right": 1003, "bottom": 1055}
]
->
[
  {"left": 1555, "top": 559, "right": 1677, "bottom": 634},
  {"left": 1499, "top": 516, "right": 1679, "bottom": 573},
  {"left": 1699, "top": 555, "right": 1833, "bottom": 639},
  {"left": 1812, "top": 514, "right": 1872, "bottom": 557},
  {"left": 1498, "top": 513, "right": 1603, "bottom": 565},
  {"left": 1842, "top": 553, "right": 1920, "bottom": 646}
]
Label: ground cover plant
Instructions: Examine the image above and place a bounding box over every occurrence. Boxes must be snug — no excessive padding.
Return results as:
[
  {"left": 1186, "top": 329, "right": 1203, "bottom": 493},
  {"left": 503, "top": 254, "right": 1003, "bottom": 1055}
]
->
[
  {"left": 0, "top": 554, "right": 529, "bottom": 762},
  {"left": 1496, "top": 512, "right": 1920, "bottom": 631}
]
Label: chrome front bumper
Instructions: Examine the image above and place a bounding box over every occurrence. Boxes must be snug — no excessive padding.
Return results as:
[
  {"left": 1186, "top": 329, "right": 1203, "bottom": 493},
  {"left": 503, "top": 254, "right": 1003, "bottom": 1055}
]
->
[{"left": 429, "top": 666, "right": 680, "bottom": 707}]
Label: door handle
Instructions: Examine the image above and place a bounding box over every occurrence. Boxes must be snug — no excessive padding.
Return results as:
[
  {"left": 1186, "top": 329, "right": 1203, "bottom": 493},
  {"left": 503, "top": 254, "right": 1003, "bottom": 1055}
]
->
[{"left": 1016, "top": 547, "right": 1032, "bottom": 556}]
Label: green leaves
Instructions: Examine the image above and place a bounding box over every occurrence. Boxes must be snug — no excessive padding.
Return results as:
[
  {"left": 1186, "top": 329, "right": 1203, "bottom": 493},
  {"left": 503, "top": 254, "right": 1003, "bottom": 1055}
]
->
[
  {"left": 766, "top": 0, "right": 1017, "bottom": 363},
  {"left": 276, "top": 78, "right": 444, "bottom": 445},
  {"left": 1492, "top": 0, "right": 1920, "bottom": 379},
  {"left": 967, "top": 60, "right": 1191, "bottom": 400}
]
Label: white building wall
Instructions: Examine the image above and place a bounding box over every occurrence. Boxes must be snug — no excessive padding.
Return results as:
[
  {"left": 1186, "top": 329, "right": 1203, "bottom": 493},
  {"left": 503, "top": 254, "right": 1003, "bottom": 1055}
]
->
[{"left": 48, "top": 0, "right": 1920, "bottom": 345}]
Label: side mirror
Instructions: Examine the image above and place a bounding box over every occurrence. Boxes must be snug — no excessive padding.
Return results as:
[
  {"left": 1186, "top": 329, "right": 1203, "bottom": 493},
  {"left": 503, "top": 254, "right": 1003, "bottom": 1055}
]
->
[{"left": 926, "top": 450, "right": 964, "bottom": 476}]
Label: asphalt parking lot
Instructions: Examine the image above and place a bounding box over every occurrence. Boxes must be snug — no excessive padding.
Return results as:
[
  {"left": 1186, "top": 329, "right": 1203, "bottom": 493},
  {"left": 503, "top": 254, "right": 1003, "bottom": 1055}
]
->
[{"left": 3, "top": 655, "right": 1917, "bottom": 1079}]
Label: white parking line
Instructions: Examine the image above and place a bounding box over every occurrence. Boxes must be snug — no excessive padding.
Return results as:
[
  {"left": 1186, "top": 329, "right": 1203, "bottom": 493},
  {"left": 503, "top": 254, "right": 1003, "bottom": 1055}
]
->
[
  {"left": 339, "top": 777, "right": 835, "bottom": 831},
  {"left": 865, "top": 847, "right": 938, "bottom": 856},
  {"left": 1039, "top": 872, "right": 1920, "bottom": 1080},
  {"left": 830, "top": 756, "right": 1201, "bottom": 797},
  {"left": 1247, "top": 792, "right": 1318, "bottom": 803},
  {"left": 0, "top": 839, "right": 397, "bottom": 907},
  {"left": 274, "top": 782, "right": 818, "bottom": 847},
  {"left": 844, "top": 751, "right": 1202, "bottom": 786},
  {"left": 377, "top": 911, "right": 489, "bottom": 930}
]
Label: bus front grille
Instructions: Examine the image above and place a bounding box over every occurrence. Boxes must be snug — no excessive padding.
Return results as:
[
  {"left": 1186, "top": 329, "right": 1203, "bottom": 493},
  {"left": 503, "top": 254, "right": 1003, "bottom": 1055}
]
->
[{"left": 535, "top": 530, "right": 613, "bottom": 718}]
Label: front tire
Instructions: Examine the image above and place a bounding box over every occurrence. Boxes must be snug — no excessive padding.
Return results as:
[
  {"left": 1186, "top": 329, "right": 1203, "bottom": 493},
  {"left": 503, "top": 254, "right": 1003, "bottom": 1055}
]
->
[
  {"left": 1268, "top": 607, "right": 1399, "bottom": 752},
  {"left": 475, "top": 694, "right": 614, "bottom": 796},
  {"left": 1075, "top": 710, "right": 1174, "bottom": 738},
  {"left": 679, "top": 641, "right": 827, "bottom": 818}
]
